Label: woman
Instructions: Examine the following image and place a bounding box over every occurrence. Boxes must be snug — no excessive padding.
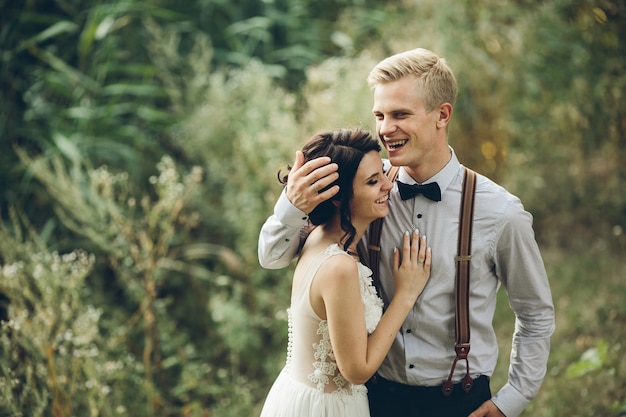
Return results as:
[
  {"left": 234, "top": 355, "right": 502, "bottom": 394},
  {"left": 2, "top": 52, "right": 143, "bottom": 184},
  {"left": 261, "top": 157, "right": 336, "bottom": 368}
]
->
[{"left": 259, "top": 128, "right": 431, "bottom": 417}]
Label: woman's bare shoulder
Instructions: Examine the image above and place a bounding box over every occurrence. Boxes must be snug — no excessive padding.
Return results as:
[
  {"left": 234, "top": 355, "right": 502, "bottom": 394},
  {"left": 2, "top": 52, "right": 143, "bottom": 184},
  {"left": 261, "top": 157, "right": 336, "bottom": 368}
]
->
[{"left": 314, "top": 249, "right": 358, "bottom": 286}]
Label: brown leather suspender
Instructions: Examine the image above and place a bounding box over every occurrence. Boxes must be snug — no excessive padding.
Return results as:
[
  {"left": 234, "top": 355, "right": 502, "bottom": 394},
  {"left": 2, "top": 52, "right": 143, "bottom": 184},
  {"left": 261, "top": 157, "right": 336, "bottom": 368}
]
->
[
  {"left": 442, "top": 167, "right": 477, "bottom": 396},
  {"left": 365, "top": 166, "right": 477, "bottom": 396}
]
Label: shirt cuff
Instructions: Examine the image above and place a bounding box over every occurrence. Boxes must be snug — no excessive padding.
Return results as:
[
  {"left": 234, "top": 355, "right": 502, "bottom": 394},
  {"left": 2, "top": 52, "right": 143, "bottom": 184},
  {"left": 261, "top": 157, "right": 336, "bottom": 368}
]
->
[
  {"left": 492, "top": 382, "right": 529, "bottom": 417},
  {"left": 274, "top": 189, "right": 310, "bottom": 227}
]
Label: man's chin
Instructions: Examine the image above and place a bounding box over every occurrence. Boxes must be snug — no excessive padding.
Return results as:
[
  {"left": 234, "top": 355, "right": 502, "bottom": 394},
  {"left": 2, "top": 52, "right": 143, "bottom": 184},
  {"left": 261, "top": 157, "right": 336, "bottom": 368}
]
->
[{"left": 387, "top": 155, "right": 404, "bottom": 167}]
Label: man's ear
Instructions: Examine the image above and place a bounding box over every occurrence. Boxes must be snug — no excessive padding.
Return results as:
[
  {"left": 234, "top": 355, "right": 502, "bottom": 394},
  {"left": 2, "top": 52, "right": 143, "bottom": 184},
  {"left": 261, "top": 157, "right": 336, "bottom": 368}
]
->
[{"left": 436, "top": 103, "right": 453, "bottom": 128}]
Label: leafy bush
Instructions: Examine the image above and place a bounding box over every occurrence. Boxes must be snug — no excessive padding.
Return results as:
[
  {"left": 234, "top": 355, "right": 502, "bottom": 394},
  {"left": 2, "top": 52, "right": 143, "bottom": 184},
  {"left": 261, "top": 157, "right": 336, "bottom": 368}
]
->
[{"left": 0, "top": 214, "right": 108, "bottom": 416}]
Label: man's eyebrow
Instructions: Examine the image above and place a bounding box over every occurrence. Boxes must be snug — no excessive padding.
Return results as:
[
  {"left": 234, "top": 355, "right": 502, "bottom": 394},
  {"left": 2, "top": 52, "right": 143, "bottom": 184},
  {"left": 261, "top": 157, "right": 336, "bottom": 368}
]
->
[{"left": 372, "top": 108, "right": 413, "bottom": 114}]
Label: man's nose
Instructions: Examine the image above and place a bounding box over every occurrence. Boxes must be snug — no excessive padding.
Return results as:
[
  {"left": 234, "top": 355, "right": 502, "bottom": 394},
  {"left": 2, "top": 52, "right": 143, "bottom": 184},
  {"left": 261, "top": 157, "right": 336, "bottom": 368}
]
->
[{"left": 378, "top": 118, "right": 397, "bottom": 136}]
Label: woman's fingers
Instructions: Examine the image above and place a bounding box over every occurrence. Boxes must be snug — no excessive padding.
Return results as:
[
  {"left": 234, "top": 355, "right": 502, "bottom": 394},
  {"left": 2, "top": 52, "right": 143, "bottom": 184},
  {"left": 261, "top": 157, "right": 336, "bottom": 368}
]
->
[
  {"left": 417, "top": 234, "right": 431, "bottom": 272},
  {"left": 399, "top": 230, "right": 419, "bottom": 267},
  {"left": 402, "top": 230, "right": 411, "bottom": 260},
  {"left": 411, "top": 229, "right": 420, "bottom": 261},
  {"left": 392, "top": 246, "right": 400, "bottom": 272},
  {"left": 397, "top": 230, "right": 431, "bottom": 271},
  {"left": 424, "top": 243, "right": 432, "bottom": 270},
  {"left": 417, "top": 234, "right": 426, "bottom": 264}
]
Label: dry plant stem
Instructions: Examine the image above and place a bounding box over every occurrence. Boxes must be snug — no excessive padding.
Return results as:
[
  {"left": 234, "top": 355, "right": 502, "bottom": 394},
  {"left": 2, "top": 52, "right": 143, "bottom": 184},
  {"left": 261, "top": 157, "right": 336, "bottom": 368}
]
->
[
  {"left": 143, "top": 270, "right": 158, "bottom": 415},
  {"left": 48, "top": 344, "right": 71, "bottom": 417}
]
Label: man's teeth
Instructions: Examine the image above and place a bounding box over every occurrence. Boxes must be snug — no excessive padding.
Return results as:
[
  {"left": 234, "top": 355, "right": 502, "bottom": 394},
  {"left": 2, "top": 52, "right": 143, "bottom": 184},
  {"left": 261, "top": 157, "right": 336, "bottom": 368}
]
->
[{"left": 387, "top": 140, "right": 408, "bottom": 149}]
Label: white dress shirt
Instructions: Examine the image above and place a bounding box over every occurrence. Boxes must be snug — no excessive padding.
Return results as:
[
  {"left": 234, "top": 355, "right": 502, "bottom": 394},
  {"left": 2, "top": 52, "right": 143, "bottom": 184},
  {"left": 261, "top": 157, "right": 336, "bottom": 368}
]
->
[{"left": 258, "top": 148, "right": 555, "bottom": 417}]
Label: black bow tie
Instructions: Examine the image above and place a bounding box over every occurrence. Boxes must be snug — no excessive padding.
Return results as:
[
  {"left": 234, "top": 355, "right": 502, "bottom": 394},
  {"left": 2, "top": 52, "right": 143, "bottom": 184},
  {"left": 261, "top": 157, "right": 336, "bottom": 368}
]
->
[{"left": 397, "top": 181, "right": 442, "bottom": 202}]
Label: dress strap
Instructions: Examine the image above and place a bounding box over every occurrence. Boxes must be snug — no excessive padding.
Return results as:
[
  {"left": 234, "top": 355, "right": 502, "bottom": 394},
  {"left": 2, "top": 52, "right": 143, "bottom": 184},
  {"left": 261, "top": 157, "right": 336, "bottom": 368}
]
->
[{"left": 291, "top": 245, "right": 343, "bottom": 303}]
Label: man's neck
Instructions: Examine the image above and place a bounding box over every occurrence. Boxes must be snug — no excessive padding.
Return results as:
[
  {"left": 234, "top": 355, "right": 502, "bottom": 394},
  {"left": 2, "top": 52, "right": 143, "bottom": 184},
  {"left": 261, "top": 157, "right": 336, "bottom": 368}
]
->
[{"left": 404, "top": 147, "right": 452, "bottom": 183}]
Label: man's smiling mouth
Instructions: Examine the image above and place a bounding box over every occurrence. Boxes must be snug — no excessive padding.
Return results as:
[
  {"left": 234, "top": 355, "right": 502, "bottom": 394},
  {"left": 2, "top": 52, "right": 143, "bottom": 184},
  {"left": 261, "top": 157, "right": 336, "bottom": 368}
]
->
[{"left": 385, "top": 140, "right": 408, "bottom": 150}]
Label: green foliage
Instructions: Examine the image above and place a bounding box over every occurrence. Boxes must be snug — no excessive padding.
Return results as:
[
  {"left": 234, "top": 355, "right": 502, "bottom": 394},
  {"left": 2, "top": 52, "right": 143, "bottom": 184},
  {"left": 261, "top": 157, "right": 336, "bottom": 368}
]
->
[
  {"left": 2, "top": 38, "right": 301, "bottom": 415},
  {"left": 1, "top": 0, "right": 186, "bottom": 233},
  {"left": 2, "top": 152, "right": 209, "bottom": 415},
  {"left": 193, "top": 0, "right": 394, "bottom": 89},
  {"left": 177, "top": 59, "right": 300, "bottom": 260},
  {"left": 0, "top": 215, "right": 108, "bottom": 416},
  {"left": 496, "top": 0, "right": 626, "bottom": 247},
  {"left": 301, "top": 52, "right": 380, "bottom": 133},
  {"left": 566, "top": 340, "right": 609, "bottom": 378},
  {"left": 521, "top": 248, "right": 626, "bottom": 417}
]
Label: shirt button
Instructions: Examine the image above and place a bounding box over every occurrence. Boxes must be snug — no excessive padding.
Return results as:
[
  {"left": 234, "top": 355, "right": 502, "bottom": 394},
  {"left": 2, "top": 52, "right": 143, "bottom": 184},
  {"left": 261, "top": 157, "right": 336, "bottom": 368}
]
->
[
  {"left": 285, "top": 238, "right": 290, "bottom": 242},
  {"left": 406, "top": 329, "right": 412, "bottom": 334},
  {"left": 416, "top": 213, "right": 423, "bottom": 219},
  {"left": 301, "top": 216, "right": 308, "bottom": 220},
  {"left": 409, "top": 364, "right": 415, "bottom": 369}
]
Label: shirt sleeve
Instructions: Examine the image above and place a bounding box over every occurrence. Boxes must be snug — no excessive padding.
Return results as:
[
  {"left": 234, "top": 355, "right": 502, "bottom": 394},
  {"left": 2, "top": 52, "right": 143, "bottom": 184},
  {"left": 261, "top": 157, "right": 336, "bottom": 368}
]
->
[
  {"left": 491, "top": 202, "right": 556, "bottom": 417},
  {"left": 257, "top": 189, "right": 309, "bottom": 269}
]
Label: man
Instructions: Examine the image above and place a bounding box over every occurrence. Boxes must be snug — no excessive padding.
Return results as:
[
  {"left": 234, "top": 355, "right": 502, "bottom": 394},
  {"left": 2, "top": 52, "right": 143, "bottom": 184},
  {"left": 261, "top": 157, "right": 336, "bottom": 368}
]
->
[{"left": 258, "top": 48, "right": 555, "bottom": 417}]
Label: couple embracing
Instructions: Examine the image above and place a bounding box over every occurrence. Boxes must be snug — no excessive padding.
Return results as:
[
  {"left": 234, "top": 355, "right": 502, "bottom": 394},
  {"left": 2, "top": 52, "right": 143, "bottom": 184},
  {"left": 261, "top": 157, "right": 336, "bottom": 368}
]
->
[{"left": 258, "top": 48, "right": 554, "bottom": 417}]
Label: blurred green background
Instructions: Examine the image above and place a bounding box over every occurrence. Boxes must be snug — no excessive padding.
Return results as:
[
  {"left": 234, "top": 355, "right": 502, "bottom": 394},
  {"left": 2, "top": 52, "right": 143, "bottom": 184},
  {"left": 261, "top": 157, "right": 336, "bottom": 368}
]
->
[{"left": 0, "top": 0, "right": 624, "bottom": 416}]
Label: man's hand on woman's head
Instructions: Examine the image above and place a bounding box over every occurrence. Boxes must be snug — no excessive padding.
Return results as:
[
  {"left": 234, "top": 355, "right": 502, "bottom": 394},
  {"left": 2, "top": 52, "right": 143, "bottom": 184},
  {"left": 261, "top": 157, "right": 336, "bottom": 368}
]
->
[{"left": 286, "top": 151, "right": 339, "bottom": 214}]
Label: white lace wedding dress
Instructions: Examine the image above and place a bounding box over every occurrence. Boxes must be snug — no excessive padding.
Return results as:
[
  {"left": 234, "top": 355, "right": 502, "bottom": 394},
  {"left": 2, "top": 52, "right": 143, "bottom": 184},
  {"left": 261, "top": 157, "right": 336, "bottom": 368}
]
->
[{"left": 260, "top": 244, "right": 384, "bottom": 417}]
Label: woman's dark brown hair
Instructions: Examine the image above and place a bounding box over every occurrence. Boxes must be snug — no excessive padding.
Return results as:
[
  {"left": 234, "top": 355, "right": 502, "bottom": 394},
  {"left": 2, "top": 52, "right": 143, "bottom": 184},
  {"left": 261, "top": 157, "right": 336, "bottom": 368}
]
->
[{"left": 279, "top": 128, "right": 381, "bottom": 251}]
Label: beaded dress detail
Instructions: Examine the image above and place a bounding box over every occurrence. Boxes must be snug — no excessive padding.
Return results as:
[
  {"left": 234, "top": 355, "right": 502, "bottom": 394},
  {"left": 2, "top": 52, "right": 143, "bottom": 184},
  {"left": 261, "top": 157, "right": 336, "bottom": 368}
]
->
[{"left": 260, "top": 244, "right": 383, "bottom": 417}]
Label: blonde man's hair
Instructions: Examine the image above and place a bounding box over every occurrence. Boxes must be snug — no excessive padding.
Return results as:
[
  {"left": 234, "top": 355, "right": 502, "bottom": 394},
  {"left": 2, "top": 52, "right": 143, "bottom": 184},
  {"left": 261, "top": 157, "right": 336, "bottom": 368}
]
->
[{"left": 367, "top": 48, "right": 457, "bottom": 113}]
